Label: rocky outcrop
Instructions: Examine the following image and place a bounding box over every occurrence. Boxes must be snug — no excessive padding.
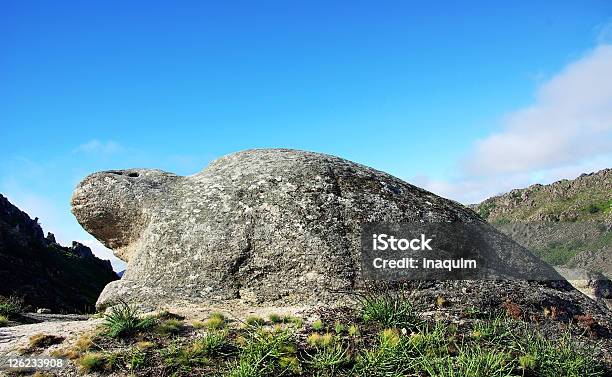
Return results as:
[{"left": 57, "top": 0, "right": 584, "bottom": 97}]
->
[
  {"left": 471, "top": 170, "right": 611, "bottom": 305},
  {"left": 470, "top": 168, "right": 611, "bottom": 223},
  {"left": 72, "top": 149, "right": 569, "bottom": 310},
  {"left": 0, "top": 194, "right": 118, "bottom": 313}
]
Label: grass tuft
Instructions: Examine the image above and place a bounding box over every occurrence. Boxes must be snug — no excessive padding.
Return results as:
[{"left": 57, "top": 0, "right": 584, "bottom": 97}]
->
[
  {"left": 155, "top": 318, "right": 184, "bottom": 335},
  {"left": 312, "top": 319, "right": 324, "bottom": 331},
  {"left": 358, "top": 290, "right": 420, "bottom": 330},
  {"left": 204, "top": 312, "right": 227, "bottom": 330},
  {"left": 77, "top": 352, "right": 107, "bottom": 373},
  {"left": 101, "top": 301, "right": 155, "bottom": 338},
  {"left": 227, "top": 326, "right": 297, "bottom": 376},
  {"left": 245, "top": 315, "right": 266, "bottom": 327},
  {"left": 304, "top": 343, "right": 349, "bottom": 374},
  {"left": 269, "top": 313, "right": 282, "bottom": 323}
]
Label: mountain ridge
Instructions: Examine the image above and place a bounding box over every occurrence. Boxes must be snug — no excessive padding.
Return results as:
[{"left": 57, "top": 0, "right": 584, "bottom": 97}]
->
[
  {"left": 471, "top": 168, "right": 611, "bottom": 279},
  {"left": 0, "top": 193, "right": 118, "bottom": 313}
]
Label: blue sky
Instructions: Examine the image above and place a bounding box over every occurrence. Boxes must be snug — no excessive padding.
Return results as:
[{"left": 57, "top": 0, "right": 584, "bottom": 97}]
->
[{"left": 2, "top": 1, "right": 612, "bottom": 270}]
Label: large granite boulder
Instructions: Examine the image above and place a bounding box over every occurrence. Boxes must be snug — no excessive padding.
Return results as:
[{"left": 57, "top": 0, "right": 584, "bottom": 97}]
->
[{"left": 71, "top": 149, "right": 564, "bottom": 309}]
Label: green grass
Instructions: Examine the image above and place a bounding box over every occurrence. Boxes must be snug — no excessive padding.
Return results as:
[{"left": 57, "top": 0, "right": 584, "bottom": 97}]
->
[
  {"left": 155, "top": 318, "right": 184, "bottom": 335},
  {"left": 417, "top": 346, "right": 513, "bottom": 377},
  {"left": 61, "top": 298, "right": 608, "bottom": 377},
  {"left": 161, "top": 332, "right": 233, "bottom": 372},
  {"left": 245, "top": 315, "right": 266, "bottom": 327},
  {"left": 192, "top": 331, "right": 231, "bottom": 357},
  {"left": 268, "top": 313, "right": 282, "bottom": 323},
  {"left": 358, "top": 291, "right": 420, "bottom": 330},
  {"left": 535, "top": 239, "right": 586, "bottom": 266},
  {"left": 204, "top": 312, "right": 227, "bottom": 330},
  {"left": 227, "top": 326, "right": 298, "bottom": 377},
  {"left": 0, "top": 315, "right": 8, "bottom": 327},
  {"left": 304, "top": 343, "right": 349, "bottom": 375},
  {"left": 77, "top": 352, "right": 107, "bottom": 373},
  {"left": 512, "top": 329, "right": 605, "bottom": 376},
  {"left": 101, "top": 301, "right": 155, "bottom": 338},
  {"left": 584, "top": 199, "right": 612, "bottom": 215},
  {"left": 353, "top": 328, "right": 408, "bottom": 376},
  {"left": 470, "top": 313, "right": 514, "bottom": 344}
]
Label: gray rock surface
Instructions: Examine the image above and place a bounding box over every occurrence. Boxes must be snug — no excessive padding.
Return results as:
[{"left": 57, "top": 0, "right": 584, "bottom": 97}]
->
[{"left": 71, "top": 149, "right": 565, "bottom": 309}]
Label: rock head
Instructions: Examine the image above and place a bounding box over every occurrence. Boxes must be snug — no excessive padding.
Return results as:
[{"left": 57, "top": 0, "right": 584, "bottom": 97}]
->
[{"left": 71, "top": 149, "right": 564, "bottom": 309}]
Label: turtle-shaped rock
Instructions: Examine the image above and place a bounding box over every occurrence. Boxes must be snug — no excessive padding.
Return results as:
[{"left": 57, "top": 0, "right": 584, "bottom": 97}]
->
[{"left": 71, "top": 149, "right": 563, "bottom": 309}]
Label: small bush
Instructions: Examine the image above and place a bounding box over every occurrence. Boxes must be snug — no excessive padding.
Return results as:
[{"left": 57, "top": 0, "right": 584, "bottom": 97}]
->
[
  {"left": 312, "top": 319, "right": 324, "bottom": 331},
  {"left": 0, "top": 296, "right": 24, "bottom": 318},
  {"left": 379, "top": 329, "right": 400, "bottom": 348},
  {"left": 161, "top": 343, "right": 209, "bottom": 371},
  {"left": 162, "top": 331, "right": 233, "bottom": 373},
  {"left": 348, "top": 324, "right": 360, "bottom": 337},
  {"left": 320, "top": 333, "right": 334, "bottom": 347},
  {"left": 126, "top": 348, "right": 147, "bottom": 370},
  {"left": 519, "top": 353, "right": 536, "bottom": 372},
  {"left": 102, "top": 302, "right": 155, "bottom": 338},
  {"left": 288, "top": 316, "right": 303, "bottom": 328},
  {"left": 516, "top": 329, "right": 606, "bottom": 376},
  {"left": 0, "top": 315, "right": 8, "bottom": 327},
  {"left": 307, "top": 332, "right": 337, "bottom": 349}
]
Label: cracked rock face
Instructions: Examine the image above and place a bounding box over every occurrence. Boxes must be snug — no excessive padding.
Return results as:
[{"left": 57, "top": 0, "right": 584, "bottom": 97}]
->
[{"left": 71, "top": 149, "right": 564, "bottom": 309}]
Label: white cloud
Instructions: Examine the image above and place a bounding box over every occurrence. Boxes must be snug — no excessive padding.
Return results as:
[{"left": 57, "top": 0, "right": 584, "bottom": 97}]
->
[
  {"left": 464, "top": 44, "right": 612, "bottom": 177},
  {"left": 74, "top": 140, "right": 122, "bottom": 155},
  {"left": 418, "top": 44, "right": 612, "bottom": 204}
]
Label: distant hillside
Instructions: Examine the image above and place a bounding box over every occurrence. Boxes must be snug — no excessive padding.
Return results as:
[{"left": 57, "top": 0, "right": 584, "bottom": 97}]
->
[
  {"left": 472, "top": 168, "right": 611, "bottom": 223},
  {"left": 471, "top": 169, "right": 611, "bottom": 277},
  {"left": 0, "top": 194, "right": 118, "bottom": 313}
]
